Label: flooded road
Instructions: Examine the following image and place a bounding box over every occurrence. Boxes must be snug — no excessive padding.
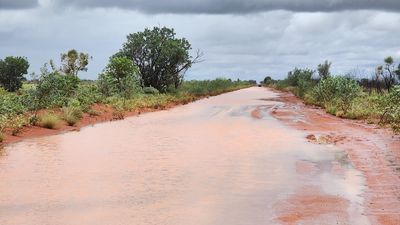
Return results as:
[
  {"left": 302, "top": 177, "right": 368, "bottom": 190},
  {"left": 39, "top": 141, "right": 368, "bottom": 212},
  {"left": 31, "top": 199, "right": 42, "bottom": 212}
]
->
[{"left": 0, "top": 87, "right": 371, "bottom": 224}]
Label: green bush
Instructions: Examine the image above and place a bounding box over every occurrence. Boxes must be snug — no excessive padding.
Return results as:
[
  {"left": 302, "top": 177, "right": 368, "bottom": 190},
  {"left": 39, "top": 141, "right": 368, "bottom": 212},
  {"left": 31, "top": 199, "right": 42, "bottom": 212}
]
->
[
  {"left": 75, "top": 84, "right": 102, "bottom": 111},
  {"left": 39, "top": 113, "right": 60, "bottom": 129},
  {"left": 34, "top": 71, "right": 80, "bottom": 108},
  {"left": 9, "top": 114, "right": 28, "bottom": 136},
  {"left": 97, "top": 73, "right": 141, "bottom": 98},
  {"left": 0, "top": 115, "right": 6, "bottom": 142},
  {"left": 311, "top": 76, "right": 362, "bottom": 113},
  {"left": 380, "top": 86, "right": 400, "bottom": 132},
  {"left": 143, "top": 86, "right": 160, "bottom": 95}
]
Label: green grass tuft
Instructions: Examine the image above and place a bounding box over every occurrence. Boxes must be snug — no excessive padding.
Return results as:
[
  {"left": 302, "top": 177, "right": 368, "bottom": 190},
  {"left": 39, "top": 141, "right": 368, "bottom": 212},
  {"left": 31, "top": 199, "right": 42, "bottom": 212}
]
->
[{"left": 39, "top": 113, "right": 60, "bottom": 129}]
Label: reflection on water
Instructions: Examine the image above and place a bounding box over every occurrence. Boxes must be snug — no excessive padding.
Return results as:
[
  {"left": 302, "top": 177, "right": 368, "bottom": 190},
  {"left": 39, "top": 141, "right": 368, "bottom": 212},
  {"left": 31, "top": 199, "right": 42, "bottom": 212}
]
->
[{"left": 0, "top": 87, "right": 368, "bottom": 225}]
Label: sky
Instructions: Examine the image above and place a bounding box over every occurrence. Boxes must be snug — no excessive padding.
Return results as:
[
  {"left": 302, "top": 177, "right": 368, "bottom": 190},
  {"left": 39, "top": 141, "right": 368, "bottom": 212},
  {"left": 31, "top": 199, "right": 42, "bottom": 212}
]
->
[{"left": 0, "top": 0, "right": 399, "bottom": 81}]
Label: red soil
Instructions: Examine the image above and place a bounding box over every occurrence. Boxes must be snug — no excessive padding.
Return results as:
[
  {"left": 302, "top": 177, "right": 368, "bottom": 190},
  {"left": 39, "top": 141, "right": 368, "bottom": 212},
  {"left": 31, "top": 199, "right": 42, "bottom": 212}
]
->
[
  {"left": 275, "top": 185, "right": 350, "bottom": 225},
  {"left": 268, "top": 89, "right": 400, "bottom": 225}
]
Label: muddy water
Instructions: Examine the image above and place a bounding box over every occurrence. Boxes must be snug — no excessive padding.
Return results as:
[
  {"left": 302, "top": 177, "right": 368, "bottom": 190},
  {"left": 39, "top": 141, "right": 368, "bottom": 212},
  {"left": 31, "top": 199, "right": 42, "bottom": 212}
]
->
[{"left": 0, "top": 87, "right": 370, "bottom": 225}]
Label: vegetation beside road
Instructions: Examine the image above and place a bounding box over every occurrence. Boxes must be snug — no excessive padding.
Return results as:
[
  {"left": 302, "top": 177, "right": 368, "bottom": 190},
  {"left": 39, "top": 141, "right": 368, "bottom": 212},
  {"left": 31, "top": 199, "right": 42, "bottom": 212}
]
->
[
  {"left": 263, "top": 59, "right": 400, "bottom": 133},
  {"left": 0, "top": 27, "right": 252, "bottom": 143}
]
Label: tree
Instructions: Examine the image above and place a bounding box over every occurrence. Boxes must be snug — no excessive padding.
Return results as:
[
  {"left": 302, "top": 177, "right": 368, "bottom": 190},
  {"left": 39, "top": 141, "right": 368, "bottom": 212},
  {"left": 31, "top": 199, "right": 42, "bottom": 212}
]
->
[
  {"left": 98, "top": 57, "right": 141, "bottom": 98},
  {"left": 263, "top": 76, "right": 274, "bottom": 85},
  {"left": 51, "top": 49, "right": 91, "bottom": 77},
  {"left": 395, "top": 61, "right": 400, "bottom": 83},
  {"left": 317, "top": 60, "right": 332, "bottom": 80},
  {"left": 0, "top": 56, "right": 29, "bottom": 92},
  {"left": 382, "top": 56, "right": 396, "bottom": 91},
  {"left": 115, "top": 26, "right": 202, "bottom": 92}
]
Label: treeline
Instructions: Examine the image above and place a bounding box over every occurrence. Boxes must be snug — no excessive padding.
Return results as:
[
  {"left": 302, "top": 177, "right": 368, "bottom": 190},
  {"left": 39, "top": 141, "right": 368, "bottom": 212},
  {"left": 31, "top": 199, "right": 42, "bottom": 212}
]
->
[
  {"left": 263, "top": 59, "right": 400, "bottom": 132},
  {"left": 0, "top": 27, "right": 252, "bottom": 142}
]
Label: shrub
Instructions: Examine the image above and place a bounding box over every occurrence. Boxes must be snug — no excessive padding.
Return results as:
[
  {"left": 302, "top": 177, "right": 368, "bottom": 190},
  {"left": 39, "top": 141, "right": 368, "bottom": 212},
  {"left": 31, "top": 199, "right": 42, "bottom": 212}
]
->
[
  {"left": 143, "top": 86, "right": 160, "bottom": 95},
  {"left": 39, "top": 113, "right": 60, "bottom": 129},
  {"left": 97, "top": 57, "right": 141, "bottom": 98},
  {"left": 380, "top": 85, "right": 400, "bottom": 132},
  {"left": 9, "top": 115, "right": 28, "bottom": 136},
  {"left": 311, "top": 76, "right": 362, "bottom": 114},
  {"left": 75, "top": 84, "right": 102, "bottom": 111},
  {"left": 62, "top": 106, "right": 82, "bottom": 126},
  {"left": 97, "top": 72, "right": 141, "bottom": 98},
  {"left": 111, "top": 100, "right": 125, "bottom": 120},
  {"left": 34, "top": 71, "right": 80, "bottom": 108},
  {"left": 0, "top": 115, "right": 6, "bottom": 142}
]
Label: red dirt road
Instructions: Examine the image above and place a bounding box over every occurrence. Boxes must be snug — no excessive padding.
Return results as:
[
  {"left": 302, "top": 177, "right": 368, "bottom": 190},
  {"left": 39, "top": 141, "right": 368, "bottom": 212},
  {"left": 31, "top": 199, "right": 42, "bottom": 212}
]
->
[{"left": 0, "top": 87, "right": 398, "bottom": 225}]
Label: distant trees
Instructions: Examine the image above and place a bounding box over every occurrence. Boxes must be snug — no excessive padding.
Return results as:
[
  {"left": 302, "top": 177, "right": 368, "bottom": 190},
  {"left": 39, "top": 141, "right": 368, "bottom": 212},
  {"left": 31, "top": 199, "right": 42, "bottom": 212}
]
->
[
  {"left": 51, "top": 49, "right": 91, "bottom": 77},
  {"left": 0, "top": 56, "right": 29, "bottom": 92},
  {"left": 317, "top": 60, "right": 332, "bottom": 80},
  {"left": 263, "top": 76, "right": 274, "bottom": 85},
  {"left": 115, "top": 26, "right": 202, "bottom": 92}
]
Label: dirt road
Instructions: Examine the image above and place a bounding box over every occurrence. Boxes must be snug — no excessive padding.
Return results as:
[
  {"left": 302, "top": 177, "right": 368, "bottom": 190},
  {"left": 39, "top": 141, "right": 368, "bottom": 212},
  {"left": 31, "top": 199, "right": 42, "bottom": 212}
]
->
[{"left": 0, "top": 87, "right": 398, "bottom": 225}]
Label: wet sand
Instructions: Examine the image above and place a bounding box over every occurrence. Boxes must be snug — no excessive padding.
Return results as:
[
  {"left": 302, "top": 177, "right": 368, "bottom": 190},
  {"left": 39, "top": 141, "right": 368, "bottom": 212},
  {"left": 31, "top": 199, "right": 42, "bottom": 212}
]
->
[{"left": 0, "top": 87, "right": 398, "bottom": 224}]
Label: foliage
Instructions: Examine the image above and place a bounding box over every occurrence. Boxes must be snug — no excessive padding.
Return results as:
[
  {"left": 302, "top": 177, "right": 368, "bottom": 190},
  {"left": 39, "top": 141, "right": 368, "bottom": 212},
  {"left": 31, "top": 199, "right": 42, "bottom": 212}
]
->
[
  {"left": 317, "top": 60, "right": 332, "bottom": 80},
  {"left": 62, "top": 106, "right": 83, "bottom": 126},
  {"left": 9, "top": 114, "right": 29, "bottom": 136},
  {"left": 181, "top": 79, "right": 251, "bottom": 97},
  {"left": 97, "top": 57, "right": 141, "bottom": 98},
  {"left": 116, "top": 26, "right": 201, "bottom": 92},
  {"left": 311, "top": 76, "right": 362, "bottom": 114},
  {"left": 0, "top": 56, "right": 29, "bottom": 92},
  {"left": 75, "top": 84, "right": 102, "bottom": 111},
  {"left": 34, "top": 71, "right": 80, "bottom": 108},
  {"left": 286, "top": 68, "right": 314, "bottom": 87},
  {"left": 52, "top": 49, "right": 91, "bottom": 77},
  {"left": 39, "top": 113, "right": 60, "bottom": 129},
  {"left": 282, "top": 68, "right": 316, "bottom": 98},
  {"left": 380, "top": 86, "right": 400, "bottom": 132},
  {"left": 0, "top": 115, "right": 6, "bottom": 142},
  {"left": 376, "top": 56, "right": 398, "bottom": 91},
  {"left": 0, "top": 88, "right": 27, "bottom": 116},
  {"left": 143, "top": 86, "right": 160, "bottom": 95},
  {"left": 263, "top": 76, "right": 275, "bottom": 85}
]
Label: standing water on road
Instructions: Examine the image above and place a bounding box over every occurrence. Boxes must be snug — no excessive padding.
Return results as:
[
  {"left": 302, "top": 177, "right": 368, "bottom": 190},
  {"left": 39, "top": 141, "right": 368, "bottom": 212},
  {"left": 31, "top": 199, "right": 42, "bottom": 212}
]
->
[{"left": 0, "top": 87, "right": 369, "bottom": 225}]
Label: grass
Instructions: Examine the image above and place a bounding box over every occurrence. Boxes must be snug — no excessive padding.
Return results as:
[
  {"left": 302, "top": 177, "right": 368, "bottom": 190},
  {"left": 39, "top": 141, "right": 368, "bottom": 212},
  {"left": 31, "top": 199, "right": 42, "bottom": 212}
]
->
[
  {"left": 39, "top": 113, "right": 60, "bottom": 129},
  {"left": 62, "top": 106, "right": 83, "bottom": 126},
  {"left": 268, "top": 73, "right": 399, "bottom": 133}
]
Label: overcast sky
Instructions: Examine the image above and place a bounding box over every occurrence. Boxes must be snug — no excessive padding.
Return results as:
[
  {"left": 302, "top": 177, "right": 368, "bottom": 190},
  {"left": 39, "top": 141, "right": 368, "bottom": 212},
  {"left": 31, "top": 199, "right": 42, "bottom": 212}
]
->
[{"left": 1, "top": 0, "right": 399, "bottom": 81}]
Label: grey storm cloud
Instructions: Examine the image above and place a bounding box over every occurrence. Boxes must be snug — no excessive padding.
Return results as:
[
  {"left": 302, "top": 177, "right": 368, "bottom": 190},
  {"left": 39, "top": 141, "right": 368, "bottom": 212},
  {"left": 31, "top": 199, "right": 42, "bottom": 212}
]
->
[
  {"left": 0, "top": 0, "right": 38, "bottom": 9},
  {"left": 56, "top": 0, "right": 400, "bottom": 14}
]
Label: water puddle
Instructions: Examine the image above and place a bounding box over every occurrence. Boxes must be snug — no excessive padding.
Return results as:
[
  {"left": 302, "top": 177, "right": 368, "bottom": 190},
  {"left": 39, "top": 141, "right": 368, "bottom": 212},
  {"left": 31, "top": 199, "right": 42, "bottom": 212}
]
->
[{"left": 0, "top": 87, "right": 369, "bottom": 225}]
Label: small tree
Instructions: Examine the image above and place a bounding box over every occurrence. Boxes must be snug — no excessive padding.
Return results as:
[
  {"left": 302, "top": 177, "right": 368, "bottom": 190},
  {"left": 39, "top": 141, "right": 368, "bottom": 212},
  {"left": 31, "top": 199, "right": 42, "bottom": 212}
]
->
[
  {"left": 317, "top": 60, "right": 332, "bottom": 80},
  {"left": 116, "top": 26, "right": 202, "bottom": 92},
  {"left": 0, "top": 56, "right": 29, "bottom": 92},
  {"left": 263, "top": 76, "right": 274, "bottom": 85},
  {"left": 51, "top": 49, "right": 91, "bottom": 77},
  {"left": 98, "top": 57, "right": 141, "bottom": 98},
  {"left": 382, "top": 56, "right": 396, "bottom": 91}
]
